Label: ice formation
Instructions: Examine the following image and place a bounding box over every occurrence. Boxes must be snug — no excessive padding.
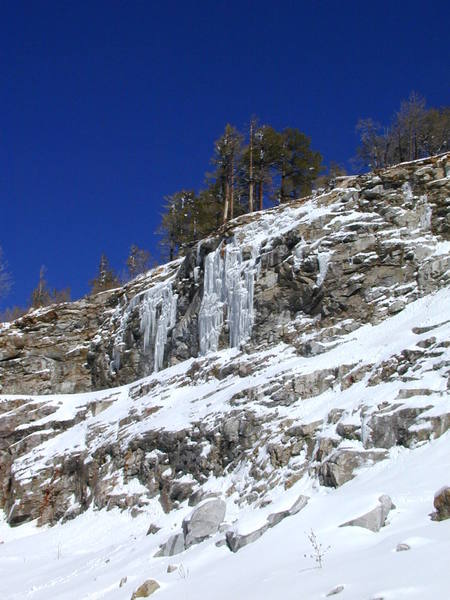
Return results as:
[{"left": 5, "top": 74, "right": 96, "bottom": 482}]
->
[
  {"left": 199, "top": 238, "right": 258, "bottom": 355},
  {"left": 112, "top": 280, "right": 178, "bottom": 374}
]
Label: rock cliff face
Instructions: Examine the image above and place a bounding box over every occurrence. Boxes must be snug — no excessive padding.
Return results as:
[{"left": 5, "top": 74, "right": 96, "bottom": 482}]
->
[
  {"left": 0, "top": 154, "right": 449, "bottom": 531},
  {"left": 1, "top": 153, "right": 448, "bottom": 396}
]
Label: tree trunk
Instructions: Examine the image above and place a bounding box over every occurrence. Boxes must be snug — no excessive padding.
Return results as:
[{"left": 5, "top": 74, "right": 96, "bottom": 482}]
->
[
  {"left": 223, "top": 180, "right": 229, "bottom": 224},
  {"left": 230, "top": 158, "right": 234, "bottom": 220}
]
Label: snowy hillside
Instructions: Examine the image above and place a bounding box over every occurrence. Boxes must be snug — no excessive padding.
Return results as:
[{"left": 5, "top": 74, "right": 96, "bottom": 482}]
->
[
  {"left": 1, "top": 289, "right": 449, "bottom": 599},
  {"left": 0, "top": 154, "right": 449, "bottom": 599}
]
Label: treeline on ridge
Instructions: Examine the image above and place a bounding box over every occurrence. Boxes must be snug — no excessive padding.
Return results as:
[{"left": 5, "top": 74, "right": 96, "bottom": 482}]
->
[
  {"left": 356, "top": 92, "right": 449, "bottom": 169},
  {"left": 0, "top": 245, "right": 154, "bottom": 321},
  {"left": 1, "top": 94, "right": 448, "bottom": 321},
  {"left": 158, "top": 120, "right": 323, "bottom": 260}
]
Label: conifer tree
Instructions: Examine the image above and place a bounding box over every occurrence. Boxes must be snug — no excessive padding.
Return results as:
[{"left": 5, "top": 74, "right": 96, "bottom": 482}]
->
[
  {"left": 158, "top": 190, "right": 198, "bottom": 260},
  {"left": 250, "top": 124, "right": 280, "bottom": 209},
  {"left": 274, "top": 128, "right": 323, "bottom": 202},
  {"left": 210, "top": 124, "right": 243, "bottom": 223}
]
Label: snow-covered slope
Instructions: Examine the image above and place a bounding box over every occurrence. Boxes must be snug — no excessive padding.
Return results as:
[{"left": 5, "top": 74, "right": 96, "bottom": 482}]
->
[
  {"left": 0, "top": 289, "right": 449, "bottom": 599},
  {"left": 0, "top": 155, "right": 449, "bottom": 599}
]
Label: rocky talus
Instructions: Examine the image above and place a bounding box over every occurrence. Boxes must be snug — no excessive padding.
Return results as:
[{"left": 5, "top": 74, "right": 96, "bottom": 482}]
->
[{"left": 0, "top": 153, "right": 449, "bottom": 537}]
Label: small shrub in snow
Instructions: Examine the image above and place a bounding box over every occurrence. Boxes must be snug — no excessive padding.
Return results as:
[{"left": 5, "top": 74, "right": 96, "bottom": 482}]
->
[{"left": 304, "top": 529, "right": 331, "bottom": 569}]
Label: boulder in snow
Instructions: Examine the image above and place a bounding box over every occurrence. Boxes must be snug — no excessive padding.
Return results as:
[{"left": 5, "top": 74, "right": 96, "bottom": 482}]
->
[
  {"left": 182, "top": 498, "right": 226, "bottom": 547},
  {"left": 226, "top": 523, "right": 269, "bottom": 553},
  {"left": 432, "top": 486, "right": 450, "bottom": 521},
  {"left": 267, "top": 494, "right": 309, "bottom": 527},
  {"left": 340, "top": 495, "right": 395, "bottom": 532},
  {"left": 396, "top": 543, "right": 410, "bottom": 552},
  {"left": 131, "top": 579, "right": 160, "bottom": 598},
  {"left": 320, "top": 449, "right": 388, "bottom": 487},
  {"left": 326, "top": 585, "right": 344, "bottom": 596},
  {"left": 154, "top": 533, "right": 185, "bottom": 557}
]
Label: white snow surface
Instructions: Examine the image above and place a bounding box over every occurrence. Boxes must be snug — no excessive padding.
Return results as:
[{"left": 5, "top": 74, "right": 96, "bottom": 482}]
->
[{"left": 0, "top": 284, "right": 449, "bottom": 599}]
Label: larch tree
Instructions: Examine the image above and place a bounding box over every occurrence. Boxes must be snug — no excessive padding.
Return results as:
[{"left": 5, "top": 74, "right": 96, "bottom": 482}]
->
[
  {"left": 89, "top": 254, "right": 120, "bottom": 294},
  {"left": 30, "top": 266, "right": 52, "bottom": 308},
  {"left": 29, "top": 265, "right": 71, "bottom": 308},
  {"left": 356, "top": 94, "right": 449, "bottom": 169},
  {"left": 126, "top": 245, "right": 153, "bottom": 280}
]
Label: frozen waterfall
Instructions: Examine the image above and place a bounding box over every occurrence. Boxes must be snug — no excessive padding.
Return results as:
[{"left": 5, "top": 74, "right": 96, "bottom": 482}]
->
[
  {"left": 111, "top": 280, "right": 178, "bottom": 374},
  {"left": 199, "top": 239, "right": 258, "bottom": 355},
  {"left": 140, "top": 282, "right": 178, "bottom": 371}
]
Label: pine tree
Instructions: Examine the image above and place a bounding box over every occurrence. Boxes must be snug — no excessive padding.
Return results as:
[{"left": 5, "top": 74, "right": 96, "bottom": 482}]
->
[
  {"left": 158, "top": 190, "right": 199, "bottom": 260},
  {"left": 253, "top": 125, "right": 280, "bottom": 209},
  {"left": 210, "top": 124, "right": 243, "bottom": 223},
  {"left": 274, "top": 128, "right": 323, "bottom": 202}
]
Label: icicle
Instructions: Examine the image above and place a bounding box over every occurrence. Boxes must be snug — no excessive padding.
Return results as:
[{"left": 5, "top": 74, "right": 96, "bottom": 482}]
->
[{"left": 199, "top": 239, "right": 258, "bottom": 355}]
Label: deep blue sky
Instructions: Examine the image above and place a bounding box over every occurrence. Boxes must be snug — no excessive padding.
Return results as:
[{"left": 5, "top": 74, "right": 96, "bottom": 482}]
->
[{"left": 1, "top": 1, "right": 449, "bottom": 310}]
